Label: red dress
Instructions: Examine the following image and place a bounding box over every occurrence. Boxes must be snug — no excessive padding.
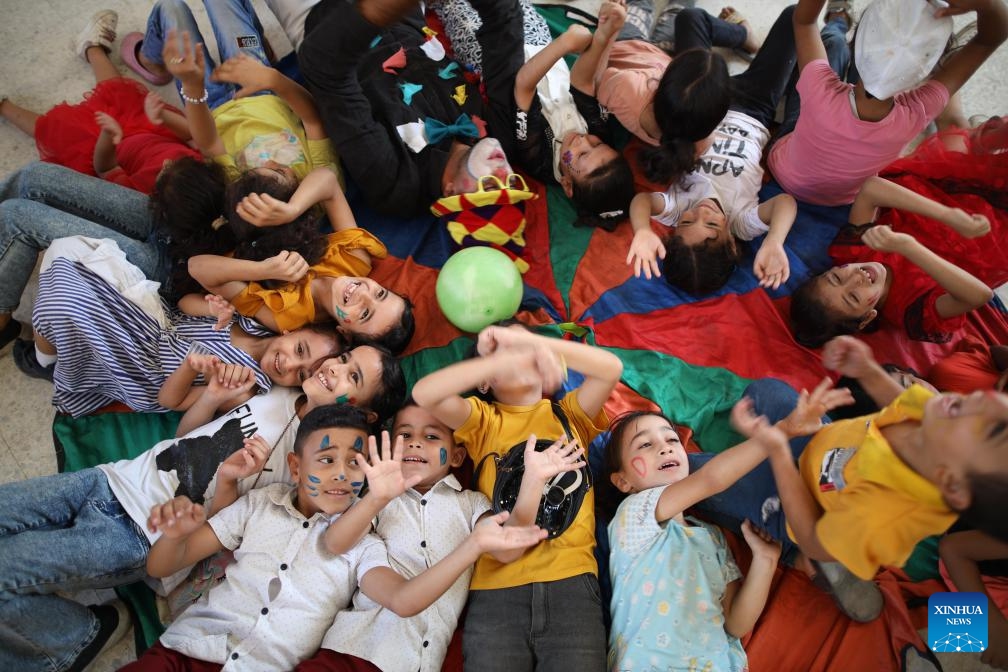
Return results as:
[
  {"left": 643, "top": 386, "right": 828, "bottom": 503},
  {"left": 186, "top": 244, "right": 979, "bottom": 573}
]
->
[
  {"left": 33, "top": 77, "right": 202, "bottom": 194},
  {"left": 828, "top": 119, "right": 1008, "bottom": 343}
]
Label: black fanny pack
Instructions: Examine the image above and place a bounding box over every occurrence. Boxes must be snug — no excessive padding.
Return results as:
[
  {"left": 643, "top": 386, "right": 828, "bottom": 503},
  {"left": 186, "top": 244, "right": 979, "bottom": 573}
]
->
[{"left": 472, "top": 401, "right": 591, "bottom": 540}]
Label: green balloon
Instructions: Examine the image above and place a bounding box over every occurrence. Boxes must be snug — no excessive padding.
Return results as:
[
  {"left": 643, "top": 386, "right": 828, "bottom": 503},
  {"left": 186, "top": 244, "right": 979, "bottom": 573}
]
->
[{"left": 436, "top": 248, "right": 523, "bottom": 333}]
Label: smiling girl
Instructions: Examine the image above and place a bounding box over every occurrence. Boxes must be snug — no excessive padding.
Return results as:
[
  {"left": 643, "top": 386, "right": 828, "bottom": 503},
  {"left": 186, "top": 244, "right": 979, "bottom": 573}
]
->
[{"left": 185, "top": 167, "right": 415, "bottom": 354}]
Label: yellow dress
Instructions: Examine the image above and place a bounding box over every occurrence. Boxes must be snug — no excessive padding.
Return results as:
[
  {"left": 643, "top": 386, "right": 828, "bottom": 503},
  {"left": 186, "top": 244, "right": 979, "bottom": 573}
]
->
[{"left": 230, "top": 229, "right": 387, "bottom": 331}]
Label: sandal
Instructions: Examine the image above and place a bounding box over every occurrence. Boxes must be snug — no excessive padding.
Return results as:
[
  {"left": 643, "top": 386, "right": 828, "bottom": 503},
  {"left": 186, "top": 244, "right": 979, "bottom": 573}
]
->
[
  {"left": 74, "top": 9, "right": 118, "bottom": 63},
  {"left": 937, "top": 20, "right": 977, "bottom": 69},
  {"left": 825, "top": 0, "right": 854, "bottom": 26},
  {"left": 719, "top": 7, "right": 757, "bottom": 62},
  {"left": 120, "top": 31, "right": 173, "bottom": 86}
]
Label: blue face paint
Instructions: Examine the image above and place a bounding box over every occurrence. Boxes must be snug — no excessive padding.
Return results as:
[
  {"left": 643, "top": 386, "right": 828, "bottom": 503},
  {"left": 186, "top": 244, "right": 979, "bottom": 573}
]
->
[
  {"left": 336, "top": 394, "right": 349, "bottom": 404},
  {"left": 338, "top": 474, "right": 346, "bottom": 481},
  {"left": 308, "top": 475, "right": 321, "bottom": 484},
  {"left": 353, "top": 437, "right": 364, "bottom": 453},
  {"left": 309, "top": 491, "right": 319, "bottom": 497},
  {"left": 350, "top": 481, "right": 364, "bottom": 496},
  {"left": 439, "top": 447, "right": 448, "bottom": 466},
  {"left": 307, "top": 484, "right": 318, "bottom": 492},
  {"left": 320, "top": 435, "right": 330, "bottom": 450},
  {"left": 335, "top": 306, "right": 348, "bottom": 321}
]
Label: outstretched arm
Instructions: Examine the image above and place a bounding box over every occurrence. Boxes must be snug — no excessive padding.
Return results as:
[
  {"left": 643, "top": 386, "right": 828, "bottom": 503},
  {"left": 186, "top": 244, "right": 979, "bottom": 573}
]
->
[
  {"left": 862, "top": 225, "right": 993, "bottom": 319},
  {"left": 474, "top": 325, "right": 623, "bottom": 418},
  {"left": 793, "top": 0, "right": 829, "bottom": 70},
  {"left": 323, "top": 432, "right": 421, "bottom": 556},
  {"left": 163, "top": 29, "right": 226, "bottom": 158},
  {"left": 722, "top": 521, "right": 781, "bottom": 638},
  {"left": 359, "top": 511, "right": 546, "bottom": 616},
  {"left": 626, "top": 192, "right": 667, "bottom": 280},
  {"left": 212, "top": 54, "right": 327, "bottom": 140},
  {"left": 821, "top": 335, "right": 904, "bottom": 407},
  {"left": 571, "top": 0, "right": 627, "bottom": 96},
  {"left": 146, "top": 496, "right": 225, "bottom": 577},
  {"left": 931, "top": 0, "right": 1008, "bottom": 98},
  {"left": 850, "top": 176, "right": 991, "bottom": 238},
  {"left": 753, "top": 194, "right": 797, "bottom": 290},
  {"left": 515, "top": 26, "right": 593, "bottom": 111}
]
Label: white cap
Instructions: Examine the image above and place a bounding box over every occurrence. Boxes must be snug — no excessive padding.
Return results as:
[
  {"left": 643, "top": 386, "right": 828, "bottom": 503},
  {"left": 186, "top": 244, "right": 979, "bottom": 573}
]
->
[{"left": 854, "top": 0, "right": 953, "bottom": 99}]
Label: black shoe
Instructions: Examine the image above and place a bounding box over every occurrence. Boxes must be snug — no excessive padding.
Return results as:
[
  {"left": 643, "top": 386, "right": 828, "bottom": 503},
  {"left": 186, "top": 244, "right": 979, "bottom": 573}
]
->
[
  {"left": 0, "top": 318, "right": 20, "bottom": 351},
  {"left": 12, "top": 339, "right": 54, "bottom": 381},
  {"left": 67, "top": 600, "right": 132, "bottom": 672}
]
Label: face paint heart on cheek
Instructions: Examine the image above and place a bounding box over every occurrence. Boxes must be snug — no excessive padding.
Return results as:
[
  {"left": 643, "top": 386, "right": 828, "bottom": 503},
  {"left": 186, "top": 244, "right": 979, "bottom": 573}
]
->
[{"left": 630, "top": 456, "right": 647, "bottom": 477}]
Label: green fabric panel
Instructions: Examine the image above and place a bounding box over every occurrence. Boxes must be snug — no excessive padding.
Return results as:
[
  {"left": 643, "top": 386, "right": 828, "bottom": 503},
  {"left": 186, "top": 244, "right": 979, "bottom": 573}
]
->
[
  {"left": 546, "top": 184, "right": 593, "bottom": 310},
  {"left": 54, "top": 411, "right": 182, "bottom": 473},
  {"left": 117, "top": 582, "right": 164, "bottom": 649},
  {"left": 902, "top": 535, "right": 940, "bottom": 582},
  {"left": 608, "top": 347, "right": 753, "bottom": 453},
  {"left": 401, "top": 337, "right": 476, "bottom": 391}
]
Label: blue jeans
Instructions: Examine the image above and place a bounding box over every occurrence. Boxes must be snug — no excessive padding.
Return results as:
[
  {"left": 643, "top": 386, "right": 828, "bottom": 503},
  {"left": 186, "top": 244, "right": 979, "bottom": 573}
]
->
[
  {"left": 140, "top": 0, "right": 271, "bottom": 110},
  {"left": 778, "top": 16, "right": 851, "bottom": 139},
  {"left": 0, "top": 468, "right": 151, "bottom": 672},
  {"left": 0, "top": 162, "right": 165, "bottom": 314},
  {"left": 688, "top": 378, "right": 827, "bottom": 563},
  {"left": 463, "top": 573, "right": 606, "bottom": 672}
]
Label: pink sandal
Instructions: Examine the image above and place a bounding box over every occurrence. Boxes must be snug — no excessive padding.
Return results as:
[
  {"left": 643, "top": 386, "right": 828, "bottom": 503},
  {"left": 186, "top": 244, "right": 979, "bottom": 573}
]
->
[{"left": 120, "top": 31, "right": 173, "bottom": 86}]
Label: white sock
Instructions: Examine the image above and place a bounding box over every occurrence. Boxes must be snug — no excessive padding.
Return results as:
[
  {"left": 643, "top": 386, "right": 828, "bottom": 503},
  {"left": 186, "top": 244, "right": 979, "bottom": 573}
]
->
[{"left": 35, "top": 346, "right": 57, "bottom": 367}]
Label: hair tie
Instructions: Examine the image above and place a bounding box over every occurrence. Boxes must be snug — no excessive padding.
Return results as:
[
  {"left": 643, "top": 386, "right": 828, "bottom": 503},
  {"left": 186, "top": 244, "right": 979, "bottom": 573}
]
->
[
  {"left": 211, "top": 215, "right": 227, "bottom": 230},
  {"left": 599, "top": 210, "right": 625, "bottom": 219}
]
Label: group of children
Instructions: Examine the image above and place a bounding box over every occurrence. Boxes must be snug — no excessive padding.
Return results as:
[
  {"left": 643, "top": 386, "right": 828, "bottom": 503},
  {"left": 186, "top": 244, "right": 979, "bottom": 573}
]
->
[{"left": 1, "top": 0, "right": 1008, "bottom": 669}]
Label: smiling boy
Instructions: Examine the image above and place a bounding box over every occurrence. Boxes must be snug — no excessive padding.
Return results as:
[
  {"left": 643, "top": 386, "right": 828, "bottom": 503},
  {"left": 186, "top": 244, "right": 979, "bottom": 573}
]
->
[{"left": 127, "top": 404, "right": 544, "bottom": 671}]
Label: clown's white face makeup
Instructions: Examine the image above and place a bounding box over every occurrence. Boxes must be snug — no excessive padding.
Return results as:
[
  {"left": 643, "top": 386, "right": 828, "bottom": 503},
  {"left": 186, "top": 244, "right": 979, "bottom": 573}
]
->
[{"left": 447, "top": 138, "right": 513, "bottom": 194}]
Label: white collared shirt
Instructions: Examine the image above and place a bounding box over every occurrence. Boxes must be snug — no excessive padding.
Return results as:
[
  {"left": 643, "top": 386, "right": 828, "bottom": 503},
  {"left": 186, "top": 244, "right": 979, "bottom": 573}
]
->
[
  {"left": 160, "top": 483, "right": 389, "bottom": 671},
  {"left": 322, "top": 475, "right": 491, "bottom": 672}
]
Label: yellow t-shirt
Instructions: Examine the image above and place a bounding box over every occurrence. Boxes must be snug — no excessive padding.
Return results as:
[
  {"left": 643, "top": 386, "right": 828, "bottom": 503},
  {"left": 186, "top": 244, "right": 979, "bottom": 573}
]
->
[
  {"left": 455, "top": 392, "right": 608, "bottom": 590},
  {"left": 210, "top": 94, "right": 338, "bottom": 183},
  {"left": 229, "top": 229, "right": 387, "bottom": 332},
  {"left": 795, "top": 384, "right": 956, "bottom": 580}
]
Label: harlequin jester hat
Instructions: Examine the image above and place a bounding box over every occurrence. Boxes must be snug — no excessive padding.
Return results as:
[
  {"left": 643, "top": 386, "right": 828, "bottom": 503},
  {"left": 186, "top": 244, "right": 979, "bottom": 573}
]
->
[{"left": 430, "top": 174, "right": 537, "bottom": 274}]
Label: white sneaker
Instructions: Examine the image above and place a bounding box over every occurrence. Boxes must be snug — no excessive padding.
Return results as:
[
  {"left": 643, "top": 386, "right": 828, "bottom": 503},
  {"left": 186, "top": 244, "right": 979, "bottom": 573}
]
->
[{"left": 74, "top": 9, "right": 118, "bottom": 62}]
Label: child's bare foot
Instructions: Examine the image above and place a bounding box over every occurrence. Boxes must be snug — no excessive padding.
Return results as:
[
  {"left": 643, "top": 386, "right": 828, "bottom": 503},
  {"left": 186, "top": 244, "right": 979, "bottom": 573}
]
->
[{"left": 719, "top": 6, "right": 759, "bottom": 55}]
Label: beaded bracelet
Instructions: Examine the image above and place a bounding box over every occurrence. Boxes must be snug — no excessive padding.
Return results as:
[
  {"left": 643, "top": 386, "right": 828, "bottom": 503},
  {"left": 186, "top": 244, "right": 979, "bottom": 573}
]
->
[{"left": 181, "top": 89, "right": 209, "bottom": 105}]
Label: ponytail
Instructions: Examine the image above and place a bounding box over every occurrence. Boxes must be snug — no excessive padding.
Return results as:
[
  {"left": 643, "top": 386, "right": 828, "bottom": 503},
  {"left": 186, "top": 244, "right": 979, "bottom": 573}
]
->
[
  {"left": 569, "top": 155, "right": 635, "bottom": 231},
  {"left": 645, "top": 48, "right": 730, "bottom": 184}
]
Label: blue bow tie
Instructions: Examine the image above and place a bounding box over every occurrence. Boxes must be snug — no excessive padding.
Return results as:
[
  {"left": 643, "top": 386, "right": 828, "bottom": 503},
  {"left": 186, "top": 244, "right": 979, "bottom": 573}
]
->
[{"left": 425, "top": 114, "right": 479, "bottom": 145}]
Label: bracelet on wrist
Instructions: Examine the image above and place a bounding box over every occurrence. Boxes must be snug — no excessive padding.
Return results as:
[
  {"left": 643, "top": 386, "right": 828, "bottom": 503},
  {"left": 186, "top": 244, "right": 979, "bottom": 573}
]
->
[{"left": 181, "top": 89, "right": 209, "bottom": 105}]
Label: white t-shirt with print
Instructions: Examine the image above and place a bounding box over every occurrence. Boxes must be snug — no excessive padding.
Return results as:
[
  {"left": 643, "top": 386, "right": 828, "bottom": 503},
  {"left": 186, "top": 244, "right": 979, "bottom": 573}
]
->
[
  {"left": 98, "top": 387, "right": 301, "bottom": 592},
  {"left": 654, "top": 110, "right": 770, "bottom": 241}
]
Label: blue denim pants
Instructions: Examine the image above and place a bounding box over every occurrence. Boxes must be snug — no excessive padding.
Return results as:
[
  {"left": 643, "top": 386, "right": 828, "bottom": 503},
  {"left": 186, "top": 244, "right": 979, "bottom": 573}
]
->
[
  {"left": 463, "top": 573, "right": 606, "bottom": 672},
  {"left": 140, "top": 0, "right": 272, "bottom": 110},
  {"left": 688, "top": 378, "right": 827, "bottom": 563},
  {"left": 0, "top": 468, "right": 151, "bottom": 672},
  {"left": 0, "top": 162, "right": 165, "bottom": 314}
]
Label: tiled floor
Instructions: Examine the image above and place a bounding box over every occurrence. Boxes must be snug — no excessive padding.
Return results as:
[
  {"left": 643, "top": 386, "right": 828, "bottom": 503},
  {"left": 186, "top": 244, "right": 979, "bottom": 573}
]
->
[{"left": 0, "top": 0, "right": 1005, "bottom": 670}]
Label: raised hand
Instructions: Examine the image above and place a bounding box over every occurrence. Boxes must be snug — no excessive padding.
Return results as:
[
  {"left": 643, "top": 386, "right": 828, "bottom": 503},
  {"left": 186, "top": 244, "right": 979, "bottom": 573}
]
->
[
  {"left": 471, "top": 511, "right": 548, "bottom": 553},
  {"left": 186, "top": 352, "right": 221, "bottom": 375},
  {"left": 778, "top": 377, "right": 854, "bottom": 438},
  {"left": 262, "top": 250, "right": 309, "bottom": 283},
  {"left": 235, "top": 192, "right": 300, "bottom": 227},
  {"left": 945, "top": 208, "right": 991, "bottom": 239},
  {"left": 144, "top": 91, "right": 167, "bottom": 125},
  {"left": 204, "top": 294, "right": 236, "bottom": 331},
  {"left": 740, "top": 519, "right": 782, "bottom": 562},
  {"left": 211, "top": 53, "right": 276, "bottom": 99},
  {"left": 162, "top": 29, "right": 205, "bottom": 89},
  {"left": 821, "top": 335, "right": 878, "bottom": 379},
  {"left": 147, "top": 495, "right": 206, "bottom": 537},
  {"left": 362, "top": 431, "right": 423, "bottom": 501},
  {"left": 217, "top": 434, "right": 271, "bottom": 482},
  {"left": 728, "top": 397, "right": 770, "bottom": 438},
  {"left": 94, "top": 111, "right": 123, "bottom": 144},
  {"left": 861, "top": 225, "right": 915, "bottom": 255},
  {"left": 595, "top": 0, "right": 628, "bottom": 43},
  {"left": 753, "top": 240, "right": 790, "bottom": 290},
  {"left": 209, "top": 361, "right": 258, "bottom": 392},
  {"left": 626, "top": 228, "right": 665, "bottom": 279},
  {"left": 522, "top": 434, "right": 586, "bottom": 484},
  {"left": 476, "top": 324, "right": 534, "bottom": 357}
]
